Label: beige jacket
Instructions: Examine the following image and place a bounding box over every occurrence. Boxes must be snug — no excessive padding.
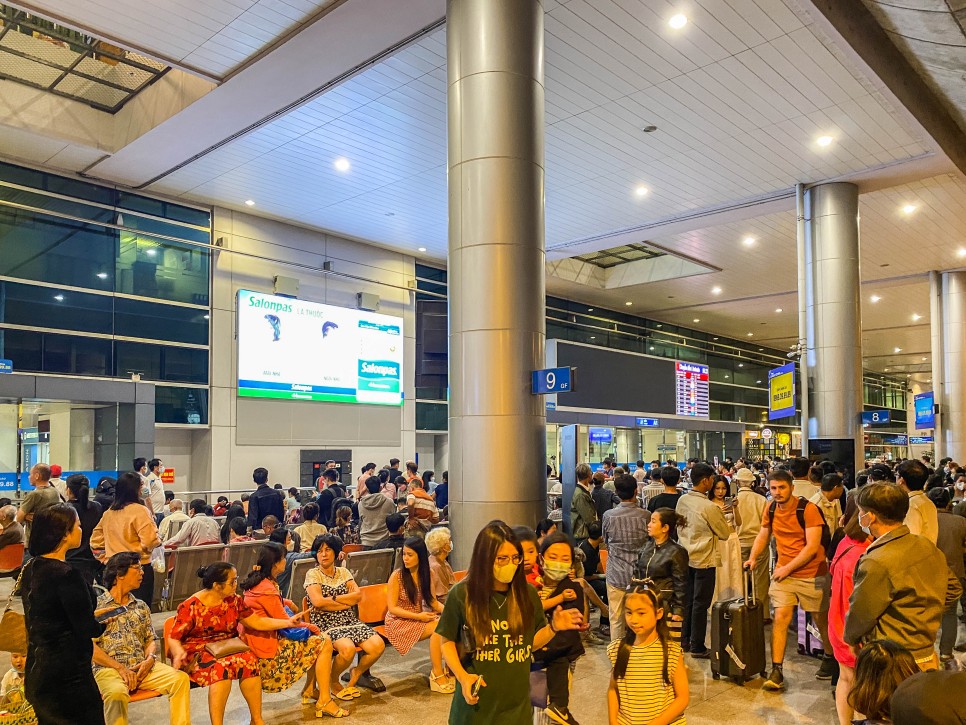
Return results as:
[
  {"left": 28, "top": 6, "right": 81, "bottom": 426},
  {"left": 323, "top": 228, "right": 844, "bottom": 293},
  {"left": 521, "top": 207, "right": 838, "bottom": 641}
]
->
[{"left": 90, "top": 503, "right": 161, "bottom": 564}]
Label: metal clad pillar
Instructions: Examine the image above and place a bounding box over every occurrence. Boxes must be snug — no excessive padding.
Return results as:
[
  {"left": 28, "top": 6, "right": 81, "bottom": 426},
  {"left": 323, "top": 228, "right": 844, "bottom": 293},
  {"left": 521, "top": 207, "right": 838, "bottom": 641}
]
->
[
  {"left": 447, "top": 0, "right": 546, "bottom": 561},
  {"left": 804, "top": 182, "right": 864, "bottom": 471},
  {"left": 932, "top": 271, "right": 966, "bottom": 459}
]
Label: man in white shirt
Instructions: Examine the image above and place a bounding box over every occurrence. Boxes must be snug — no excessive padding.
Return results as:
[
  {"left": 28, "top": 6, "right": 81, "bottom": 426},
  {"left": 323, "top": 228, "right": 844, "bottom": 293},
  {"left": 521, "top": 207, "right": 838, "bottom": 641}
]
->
[
  {"left": 898, "top": 459, "right": 938, "bottom": 544},
  {"left": 163, "top": 499, "right": 221, "bottom": 547},
  {"left": 810, "top": 473, "right": 844, "bottom": 532},
  {"left": 143, "top": 458, "right": 166, "bottom": 524},
  {"left": 789, "top": 457, "right": 819, "bottom": 500},
  {"left": 632, "top": 460, "right": 647, "bottom": 484},
  {"left": 159, "top": 499, "right": 190, "bottom": 541}
]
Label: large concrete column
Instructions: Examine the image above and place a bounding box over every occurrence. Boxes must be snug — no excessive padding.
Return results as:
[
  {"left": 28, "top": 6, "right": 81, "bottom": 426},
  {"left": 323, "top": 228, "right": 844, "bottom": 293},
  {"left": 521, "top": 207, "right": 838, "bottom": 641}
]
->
[
  {"left": 447, "top": 0, "right": 546, "bottom": 561},
  {"left": 803, "top": 182, "right": 864, "bottom": 471},
  {"left": 931, "top": 271, "right": 966, "bottom": 459}
]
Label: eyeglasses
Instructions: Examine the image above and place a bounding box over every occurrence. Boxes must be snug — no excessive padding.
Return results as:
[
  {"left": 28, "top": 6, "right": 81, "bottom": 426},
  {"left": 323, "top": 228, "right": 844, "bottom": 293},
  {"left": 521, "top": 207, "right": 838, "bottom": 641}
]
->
[{"left": 495, "top": 555, "right": 522, "bottom": 566}]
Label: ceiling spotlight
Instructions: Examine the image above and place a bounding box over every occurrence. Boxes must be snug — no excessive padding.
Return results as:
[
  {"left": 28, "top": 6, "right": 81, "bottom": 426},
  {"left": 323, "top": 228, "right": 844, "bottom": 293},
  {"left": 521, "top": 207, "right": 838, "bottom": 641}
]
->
[
  {"left": 884, "top": 368, "right": 889, "bottom": 372},
  {"left": 96, "top": 272, "right": 108, "bottom": 279},
  {"left": 625, "top": 301, "right": 633, "bottom": 306},
  {"left": 911, "top": 313, "right": 921, "bottom": 321},
  {"left": 656, "top": 324, "right": 662, "bottom": 328},
  {"left": 870, "top": 295, "right": 881, "bottom": 303},
  {"left": 738, "top": 363, "right": 744, "bottom": 368},
  {"left": 635, "top": 186, "right": 649, "bottom": 197},
  {"left": 649, "top": 346, "right": 655, "bottom": 350},
  {"left": 418, "top": 247, "right": 427, "bottom": 252},
  {"left": 146, "top": 249, "right": 157, "bottom": 257},
  {"left": 724, "top": 374, "right": 730, "bottom": 379},
  {"left": 53, "top": 294, "right": 64, "bottom": 301},
  {"left": 775, "top": 307, "right": 783, "bottom": 313},
  {"left": 590, "top": 336, "right": 596, "bottom": 340},
  {"left": 746, "top": 332, "right": 754, "bottom": 337},
  {"left": 668, "top": 13, "right": 687, "bottom": 29},
  {"left": 894, "top": 347, "right": 902, "bottom": 353},
  {"left": 693, "top": 318, "right": 700, "bottom": 323},
  {"left": 901, "top": 204, "right": 917, "bottom": 215},
  {"left": 922, "top": 356, "right": 928, "bottom": 361},
  {"left": 711, "top": 286, "right": 722, "bottom": 295},
  {"left": 244, "top": 199, "right": 255, "bottom": 206},
  {"left": 958, "top": 248, "right": 966, "bottom": 258},
  {"left": 588, "top": 308, "right": 594, "bottom": 312},
  {"left": 742, "top": 236, "right": 756, "bottom": 247},
  {"left": 756, "top": 380, "right": 762, "bottom": 384},
  {"left": 816, "top": 135, "right": 834, "bottom": 147},
  {"left": 334, "top": 157, "right": 350, "bottom": 172},
  {"left": 713, "top": 337, "right": 718, "bottom": 341}
]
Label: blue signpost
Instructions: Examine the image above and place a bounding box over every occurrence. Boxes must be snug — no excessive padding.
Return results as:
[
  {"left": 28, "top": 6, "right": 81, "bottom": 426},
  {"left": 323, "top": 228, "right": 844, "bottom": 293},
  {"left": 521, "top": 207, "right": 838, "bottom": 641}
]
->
[
  {"left": 861, "top": 410, "right": 891, "bottom": 425},
  {"left": 0, "top": 359, "right": 12, "bottom": 374},
  {"left": 531, "top": 367, "right": 574, "bottom": 394}
]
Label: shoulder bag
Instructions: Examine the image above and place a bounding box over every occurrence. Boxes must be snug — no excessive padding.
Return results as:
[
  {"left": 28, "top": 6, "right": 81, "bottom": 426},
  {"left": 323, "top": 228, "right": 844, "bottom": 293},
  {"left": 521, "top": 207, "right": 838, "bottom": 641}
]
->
[{"left": 0, "top": 566, "right": 27, "bottom": 655}]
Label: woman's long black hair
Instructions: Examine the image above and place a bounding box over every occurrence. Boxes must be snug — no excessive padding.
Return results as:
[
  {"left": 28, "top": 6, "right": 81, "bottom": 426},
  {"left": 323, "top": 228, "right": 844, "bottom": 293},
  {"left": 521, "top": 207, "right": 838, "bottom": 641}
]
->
[
  {"left": 221, "top": 502, "right": 246, "bottom": 543},
  {"left": 110, "top": 472, "right": 143, "bottom": 510},
  {"left": 240, "top": 542, "right": 286, "bottom": 591},
  {"left": 400, "top": 536, "right": 434, "bottom": 609},
  {"left": 613, "top": 580, "right": 671, "bottom": 686},
  {"left": 66, "top": 473, "right": 91, "bottom": 511}
]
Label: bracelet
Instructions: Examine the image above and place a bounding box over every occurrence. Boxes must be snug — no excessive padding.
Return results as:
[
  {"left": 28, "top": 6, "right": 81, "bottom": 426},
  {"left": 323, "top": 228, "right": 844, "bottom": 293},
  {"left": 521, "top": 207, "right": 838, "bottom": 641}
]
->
[{"left": 548, "top": 619, "right": 558, "bottom": 633}]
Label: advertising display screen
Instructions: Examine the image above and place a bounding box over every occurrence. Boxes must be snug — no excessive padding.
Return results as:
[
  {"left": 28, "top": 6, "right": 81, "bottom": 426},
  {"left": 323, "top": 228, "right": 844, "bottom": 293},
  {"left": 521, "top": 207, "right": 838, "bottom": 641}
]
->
[
  {"left": 768, "top": 362, "right": 796, "bottom": 420},
  {"left": 675, "top": 362, "right": 709, "bottom": 417},
  {"left": 588, "top": 427, "right": 613, "bottom": 444},
  {"left": 914, "top": 391, "right": 935, "bottom": 430},
  {"left": 237, "top": 290, "right": 403, "bottom": 405}
]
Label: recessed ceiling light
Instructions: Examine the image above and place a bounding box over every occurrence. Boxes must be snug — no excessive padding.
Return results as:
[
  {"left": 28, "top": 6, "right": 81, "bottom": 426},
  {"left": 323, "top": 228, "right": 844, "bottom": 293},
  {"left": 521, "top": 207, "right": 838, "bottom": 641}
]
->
[
  {"left": 816, "top": 135, "right": 834, "bottom": 147},
  {"left": 96, "top": 272, "right": 108, "bottom": 279},
  {"left": 693, "top": 318, "right": 700, "bottom": 323},
  {"left": 921, "top": 356, "right": 928, "bottom": 361},
  {"left": 724, "top": 375, "right": 730, "bottom": 379},
  {"left": 53, "top": 294, "right": 64, "bottom": 301},
  {"left": 911, "top": 313, "right": 921, "bottom": 321},
  {"left": 418, "top": 247, "right": 427, "bottom": 252},
  {"left": 713, "top": 337, "right": 718, "bottom": 341},
  {"left": 884, "top": 367, "right": 890, "bottom": 372},
  {"left": 635, "top": 186, "right": 649, "bottom": 197},
  {"left": 668, "top": 13, "right": 687, "bottom": 29},
  {"left": 870, "top": 295, "right": 881, "bottom": 303},
  {"left": 775, "top": 307, "right": 783, "bottom": 313},
  {"left": 738, "top": 363, "right": 744, "bottom": 368},
  {"left": 758, "top": 348, "right": 764, "bottom": 352},
  {"left": 334, "top": 157, "right": 350, "bottom": 172},
  {"left": 625, "top": 301, "right": 633, "bottom": 306},
  {"left": 656, "top": 324, "right": 662, "bottom": 328},
  {"left": 649, "top": 346, "right": 655, "bottom": 350},
  {"left": 146, "top": 249, "right": 156, "bottom": 256},
  {"left": 756, "top": 380, "right": 762, "bottom": 384},
  {"left": 742, "top": 236, "right": 756, "bottom": 247},
  {"left": 711, "top": 286, "right": 722, "bottom": 295},
  {"left": 901, "top": 204, "right": 917, "bottom": 215},
  {"left": 590, "top": 336, "right": 596, "bottom": 340},
  {"left": 927, "top": 379, "right": 932, "bottom": 383},
  {"left": 746, "top": 332, "right": 754, "bottom": 337},
  {"left": 894, "top": 347, "right": 902, "bottom": 353},
  {"left": 588, "top": 308, "right": 594, "bottom": 312},
  {"left": 244, "top": 199, "right": 255, "bottom": 206},
  {"left": 958, "top": 248, "right": 966, "bottom": 258}
]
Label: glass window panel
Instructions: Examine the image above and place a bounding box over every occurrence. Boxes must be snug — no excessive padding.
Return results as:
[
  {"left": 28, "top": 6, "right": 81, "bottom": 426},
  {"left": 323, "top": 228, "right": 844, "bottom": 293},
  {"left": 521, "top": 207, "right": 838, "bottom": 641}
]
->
[
  {"left": 416, "top": 402, "right": 447, "bottom": 431},
  {"left": 116, "top": 232, "right": 210, "bottom": 305},
  {"left": 114, "top": 298, "right": 208, "bottom": 345},
  {"left": 120, "top": 213, "right": 210, "bottom": 244},
  {"left": 0, "top": 184, "right": 114, "bottom": 223},
  {"left": 0, "top": 327, "right": 41, "bottom": 370},
  {"left": 115, "top": 340, "right": 160, "bottom": 379},
  {"left": 0, "top": 281, "right": 112, "bottom": 334},
  {"left": 43, "top": 333, "right": 112, "bottom": 375},
  {"left": 116, "top": 192, "right": 210, "bottom": 227},
  {"left": 155, "top": 386, "right": 208, "bottom": 424},
  {"left": 0, "top": 208, "right": 117, "bottom": 290},
  {"left": 160, "top": 346, "right": 208, "bottom": 383}
]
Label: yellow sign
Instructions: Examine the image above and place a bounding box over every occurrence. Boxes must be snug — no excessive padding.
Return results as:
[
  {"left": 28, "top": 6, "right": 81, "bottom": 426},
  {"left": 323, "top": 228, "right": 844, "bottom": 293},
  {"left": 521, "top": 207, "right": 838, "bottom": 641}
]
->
[
  {"left": 768, "top": 363, "right": 796, "bottom": 419},
  {"left": 777, "top": 433, "right": 791, "bottom": 445}
]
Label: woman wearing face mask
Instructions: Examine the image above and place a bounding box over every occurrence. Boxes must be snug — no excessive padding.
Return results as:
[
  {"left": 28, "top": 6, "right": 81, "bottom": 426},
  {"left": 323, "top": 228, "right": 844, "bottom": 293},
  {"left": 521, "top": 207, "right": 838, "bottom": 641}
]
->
[
  {"left": 436, "top": 521, "right": 585, "bottom": 725},
  {"left": 827, "top": 508, "right": 871, "bottom": 725}
]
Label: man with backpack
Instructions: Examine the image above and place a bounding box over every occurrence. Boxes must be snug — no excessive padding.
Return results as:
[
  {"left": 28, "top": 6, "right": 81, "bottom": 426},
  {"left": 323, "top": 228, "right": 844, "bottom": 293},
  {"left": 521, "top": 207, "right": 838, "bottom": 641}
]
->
[{"left": 743, "top": 469, "right": 833, "bottom": 691}]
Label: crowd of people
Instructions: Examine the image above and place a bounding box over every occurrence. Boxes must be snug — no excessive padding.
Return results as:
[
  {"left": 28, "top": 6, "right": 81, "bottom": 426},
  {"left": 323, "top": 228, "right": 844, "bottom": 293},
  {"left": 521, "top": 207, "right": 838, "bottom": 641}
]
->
[{"left": 2, "top": 454, "right": 966, "bottom": 724}]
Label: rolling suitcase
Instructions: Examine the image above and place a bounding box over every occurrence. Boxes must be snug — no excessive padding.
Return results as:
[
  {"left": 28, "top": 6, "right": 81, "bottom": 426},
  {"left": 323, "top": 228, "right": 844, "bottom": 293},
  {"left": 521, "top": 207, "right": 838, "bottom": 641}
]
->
[
  {"left": 797, "top": 608, "right": 824, "bottom": 657},
  {"left": 710, "top": 568, "right": 767, "bottom": 684}
]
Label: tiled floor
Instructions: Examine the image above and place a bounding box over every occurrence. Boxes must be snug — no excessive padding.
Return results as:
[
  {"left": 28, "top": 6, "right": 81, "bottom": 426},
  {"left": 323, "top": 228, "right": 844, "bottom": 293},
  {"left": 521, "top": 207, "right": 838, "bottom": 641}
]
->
[{"left": 2, "top": 575, "right": 937, "bottom": 724}]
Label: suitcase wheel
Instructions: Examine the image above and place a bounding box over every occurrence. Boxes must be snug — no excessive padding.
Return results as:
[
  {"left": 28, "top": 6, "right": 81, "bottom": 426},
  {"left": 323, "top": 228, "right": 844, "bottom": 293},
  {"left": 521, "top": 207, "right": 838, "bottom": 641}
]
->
[
  {"left": 797, "top": 645, "right": 805, "bottom": 654},
  {"left": 760, "top": 671, "right": 767, "bottom": 679},
  {"left": 712, "top": 672, "right": 720, "bottom": 680}
]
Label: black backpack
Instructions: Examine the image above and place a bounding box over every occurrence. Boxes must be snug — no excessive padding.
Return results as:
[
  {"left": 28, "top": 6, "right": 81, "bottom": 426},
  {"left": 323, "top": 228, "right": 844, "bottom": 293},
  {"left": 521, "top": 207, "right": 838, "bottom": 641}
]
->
[{"left": 767, "top": 496, "right": 831, "bottom": 554}]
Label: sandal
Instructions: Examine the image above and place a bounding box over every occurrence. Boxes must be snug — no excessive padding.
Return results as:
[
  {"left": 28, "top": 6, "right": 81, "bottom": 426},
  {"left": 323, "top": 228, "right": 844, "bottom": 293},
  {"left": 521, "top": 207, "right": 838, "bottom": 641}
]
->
[
  {"left": 334, "top": 686, "right": 361, "bottom": 700},
  {"left": 429, "top": 671, "right": 455, "bottom": 694},
  {"left": 316, "top": 698, "right": 349, "bottom": 718}
]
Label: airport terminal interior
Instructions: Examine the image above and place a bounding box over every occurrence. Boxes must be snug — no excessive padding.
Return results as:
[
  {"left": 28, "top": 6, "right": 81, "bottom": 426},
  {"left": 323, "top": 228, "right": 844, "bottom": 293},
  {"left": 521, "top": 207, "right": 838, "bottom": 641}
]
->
[{"left": 1, "top": 0, "right": 966, "bottom": 723}]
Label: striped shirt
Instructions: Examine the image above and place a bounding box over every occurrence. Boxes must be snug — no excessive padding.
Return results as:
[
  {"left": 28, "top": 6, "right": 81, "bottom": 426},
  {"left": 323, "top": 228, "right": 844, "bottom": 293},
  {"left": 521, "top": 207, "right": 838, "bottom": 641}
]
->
[
  {"left": 607, "top": 638, "right": 685, "bottom": 725},
  {"left": 601, "top": 502, "right": 650, "bottom": 589}
]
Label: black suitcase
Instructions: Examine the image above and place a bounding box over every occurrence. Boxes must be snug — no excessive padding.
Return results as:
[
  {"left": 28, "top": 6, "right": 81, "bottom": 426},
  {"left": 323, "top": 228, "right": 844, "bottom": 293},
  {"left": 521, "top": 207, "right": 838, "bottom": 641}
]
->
[{"left": 710, "top": 568, "right": 767, "bottom": 684}]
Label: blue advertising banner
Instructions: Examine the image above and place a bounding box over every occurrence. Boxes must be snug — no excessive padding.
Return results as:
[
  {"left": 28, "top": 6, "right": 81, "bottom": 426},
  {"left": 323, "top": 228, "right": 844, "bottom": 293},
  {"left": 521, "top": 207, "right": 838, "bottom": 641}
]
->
[{"left": 914, "top": 392, "right": 935, "bottom": 430}]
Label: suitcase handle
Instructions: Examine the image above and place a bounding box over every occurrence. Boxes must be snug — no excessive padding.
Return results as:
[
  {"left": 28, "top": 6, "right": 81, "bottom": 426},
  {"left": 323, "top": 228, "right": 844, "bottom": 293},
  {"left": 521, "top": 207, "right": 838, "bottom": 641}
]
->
[{"left": 742, "top": 564, "right": 757, "bottom": 607}]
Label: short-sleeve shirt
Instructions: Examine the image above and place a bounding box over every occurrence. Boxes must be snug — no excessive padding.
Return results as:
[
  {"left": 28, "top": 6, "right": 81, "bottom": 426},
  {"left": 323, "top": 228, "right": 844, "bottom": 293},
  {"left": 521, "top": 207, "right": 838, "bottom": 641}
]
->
[
  {"left": 607, "top": 638, "right": 685, "bottom": 725},
  {"left": 763, "top": 498, "right": 827, "bottom": 578},
  {"left": 20, "top": 486, "right": 61, "bottom": 543},
  {"left": 93, "top": 591, "right": 155, "bottom": 672},
  {"left": 648, "top": 492, "right": 682, "bottom": 513},
  {"left": 436, "top": 581, "right": 545, "bottom": 725}
]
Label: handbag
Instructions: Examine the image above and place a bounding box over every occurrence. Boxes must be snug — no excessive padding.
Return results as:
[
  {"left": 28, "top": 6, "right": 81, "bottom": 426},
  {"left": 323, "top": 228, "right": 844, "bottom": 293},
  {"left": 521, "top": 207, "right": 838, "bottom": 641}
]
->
[
  {"left": 278, "top": 605, "right": 311, "bottom": 642},
  {"left": 0, "top": 567, "right": 27, "bottom": 655},
  {"left": 0, "top": 686, "right": 36, "bottom": 725},
  {"left": 204, "top": 637, "right": 250, "bottom": 658},
  {"left": 457, "top": 623, "right": 477, "bottom": 668}
]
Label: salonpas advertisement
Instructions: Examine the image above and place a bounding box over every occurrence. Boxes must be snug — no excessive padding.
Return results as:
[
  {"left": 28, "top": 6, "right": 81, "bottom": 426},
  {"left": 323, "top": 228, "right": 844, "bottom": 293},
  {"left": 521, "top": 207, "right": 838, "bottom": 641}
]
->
[{"left": 236, "top": 290, "right": 403, "bottom": 406}]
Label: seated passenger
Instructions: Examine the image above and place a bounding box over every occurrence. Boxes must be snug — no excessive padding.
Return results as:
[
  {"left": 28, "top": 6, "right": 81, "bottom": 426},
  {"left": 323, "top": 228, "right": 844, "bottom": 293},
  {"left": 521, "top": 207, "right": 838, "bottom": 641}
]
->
[
  {"left": 253, "top": 515, "right": 279, "bottom": 541},
  {"left": 0, "top": 505, "right": 24, "bottom": 570},
  {"left": 268, "top": 528, "right": 311, "bottom": 595},
  {"left": 212, "top": 496, "right": 230, "bottom": 517},
  {"left": 227, "top": 516, "right": 254, "bottom": 543},
  {"left": 163, "top": 499, "right": 221, "bottom": 548},
  {"left": 369, "top": 513, "right": 406, "bottom": 555},
  {"left": 239, "top": 543, "right": 347, "bottom": 719},
  {"left": 92, "top": 552, "right": 191, "bottom": 725},
  {"left": 169, "top": 562, "right": 302, "bottom": 725},
  {"left": 159, "top": 499, "right": 190, "bottom": 541},
  {"left": 384, "top": 537, "right": 452, "bottom": 692},
  {"left": 330, "top": 505, "right": 360, "bottom": 546},
  {"left": 305, "top": 534, "right": 386, "bottom": 701},
  {"left": 425, "top": 527, "right": 455, "bottom": 603},
  {"left": 295, "top": 503, "right": 327, "bottom": 552}
]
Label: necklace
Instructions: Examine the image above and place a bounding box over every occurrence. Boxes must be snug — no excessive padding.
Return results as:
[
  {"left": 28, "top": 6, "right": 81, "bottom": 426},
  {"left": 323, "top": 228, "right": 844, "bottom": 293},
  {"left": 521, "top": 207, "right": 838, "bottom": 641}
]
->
[{"left": 491, "top": 592, "right": 508, "bottom": 610}]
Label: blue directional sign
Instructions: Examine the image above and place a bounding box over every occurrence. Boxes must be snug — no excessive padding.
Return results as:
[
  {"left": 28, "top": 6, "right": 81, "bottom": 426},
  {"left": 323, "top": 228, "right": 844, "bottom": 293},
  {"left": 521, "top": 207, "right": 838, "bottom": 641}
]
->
[
  {"left": 0, "top": 359, "right": 11, "bottom": 374},
  {"left": 861, "top": 410, "right": 890, "bottom": 425},
  {"left": 589, "top": 427, "right": 613, "bottom": 444},
  {"left": 636, "top": 417, "right": 660, "bottom": 427},
  {"left": 910, "top": 435, "right": 934, "bottom": 444},
  {"left": 531, "top": 367, "right": 573, "bottom": 394}
]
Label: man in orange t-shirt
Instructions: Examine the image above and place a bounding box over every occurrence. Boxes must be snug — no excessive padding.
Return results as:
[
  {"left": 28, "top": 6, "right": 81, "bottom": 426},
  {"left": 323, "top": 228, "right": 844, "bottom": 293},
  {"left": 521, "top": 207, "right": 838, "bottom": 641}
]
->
[{"left": 744, "top": 469, "right": 830, "bottom": 692}]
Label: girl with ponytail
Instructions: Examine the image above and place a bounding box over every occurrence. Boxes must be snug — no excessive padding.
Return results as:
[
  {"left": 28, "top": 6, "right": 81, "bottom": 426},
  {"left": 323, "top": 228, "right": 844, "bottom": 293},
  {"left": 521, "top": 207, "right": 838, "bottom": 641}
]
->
[
  {"left": 65, "top": 473, "right": 104, "bottom": 585},
  {"left": 607, "top": 580, "right": 689, "bottom": 724}
]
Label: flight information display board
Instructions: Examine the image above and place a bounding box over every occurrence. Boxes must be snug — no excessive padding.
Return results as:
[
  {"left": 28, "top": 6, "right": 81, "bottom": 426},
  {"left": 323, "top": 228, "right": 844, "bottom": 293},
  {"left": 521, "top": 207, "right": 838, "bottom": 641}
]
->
[
  {"left": 237, "top": 290, "right": 403, "bottom": 405},
  {"left": 675, "top": 362, "right": 709, "bottom": 418}
]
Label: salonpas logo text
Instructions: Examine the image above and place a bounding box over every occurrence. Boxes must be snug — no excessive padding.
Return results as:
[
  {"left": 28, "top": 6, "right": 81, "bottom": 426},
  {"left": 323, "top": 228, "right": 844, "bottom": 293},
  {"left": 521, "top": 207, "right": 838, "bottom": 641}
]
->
[
  {"left": 359, "top": 362, "right": 399, "bottom": 378},
  {"left": 248, "top": 296, "right": 292, "bottom": 313}
]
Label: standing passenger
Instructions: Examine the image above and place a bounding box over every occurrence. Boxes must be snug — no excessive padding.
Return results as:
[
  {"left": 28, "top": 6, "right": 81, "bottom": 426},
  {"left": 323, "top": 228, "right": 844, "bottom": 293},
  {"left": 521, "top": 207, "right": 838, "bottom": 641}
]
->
[{"left": 602, "top": 475, "right": 650, "bottom": 641}]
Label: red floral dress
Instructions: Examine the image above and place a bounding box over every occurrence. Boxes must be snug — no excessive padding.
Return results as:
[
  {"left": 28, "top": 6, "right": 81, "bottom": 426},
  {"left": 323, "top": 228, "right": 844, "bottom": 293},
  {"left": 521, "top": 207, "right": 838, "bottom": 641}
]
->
[{"left": 170, "top": 594, "right": 260, "bottom": 686}]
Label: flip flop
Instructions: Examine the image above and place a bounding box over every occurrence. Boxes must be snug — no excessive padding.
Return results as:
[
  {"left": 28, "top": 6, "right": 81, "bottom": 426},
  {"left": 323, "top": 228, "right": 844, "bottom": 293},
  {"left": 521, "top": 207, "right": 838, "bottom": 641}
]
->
[{"left": 334, "top": 686, "right": 361, "bottom": 700}]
